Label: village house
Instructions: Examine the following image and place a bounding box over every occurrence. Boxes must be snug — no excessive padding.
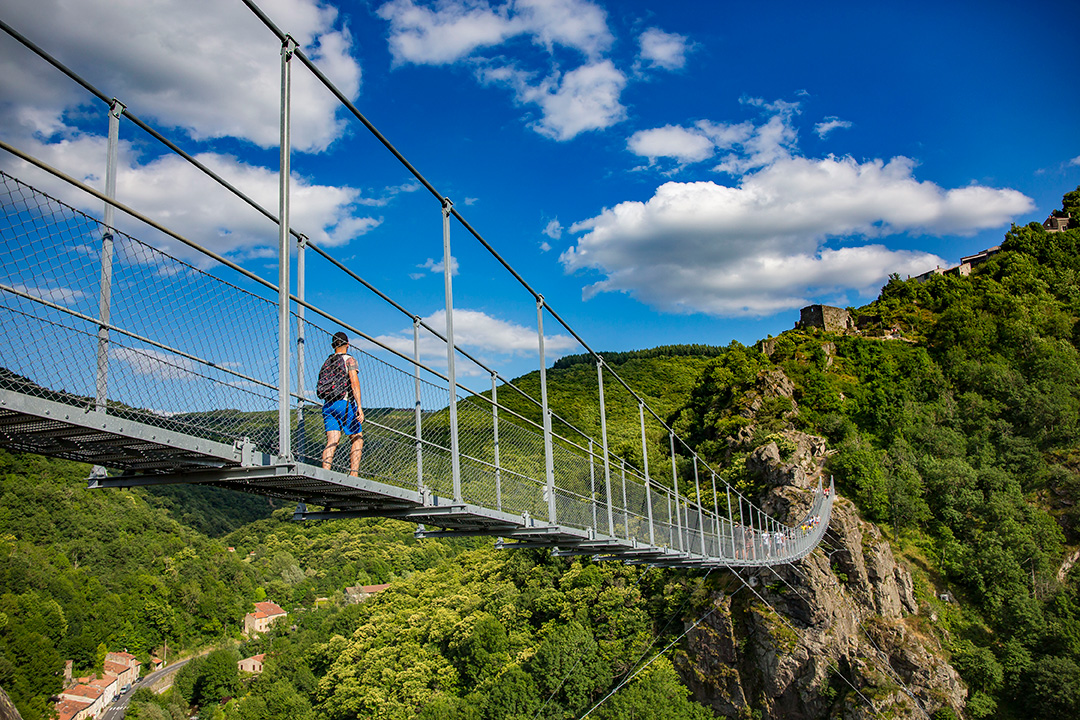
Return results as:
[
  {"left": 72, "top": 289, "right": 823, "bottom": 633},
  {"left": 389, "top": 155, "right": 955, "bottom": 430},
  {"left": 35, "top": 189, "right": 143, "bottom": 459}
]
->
[
  {"left": 54, "top": 651, "right": 142, "bottom": 719},
  {"left": 238, "top": 653, "right": 266, "bottom": 674},
  {"left": 795, "top": 305, "right": 854, "bottom": 334},
  {"left": 244, "top": 601, "right": 288, "bottom": 635},
  {"left": 344, "top": 583, "right": 391, "bottom": 605},
  {"left": 1044, "top": 211, "right": 1073, "bottom": 232},
  {"left": 58, "top": 684, "right": 104, "bottom": 720},
  {"left": 54, "top": 696, "right": 95, "bottom": 720},
  {"left": 83, "top": 674, "right": 118, "bottom": 706},
  {"left": 105, "top": 650, "right": 142, "bottom": 688},
  {"left": 910, "top": 245, "right": 1001, "bottom": 283}
]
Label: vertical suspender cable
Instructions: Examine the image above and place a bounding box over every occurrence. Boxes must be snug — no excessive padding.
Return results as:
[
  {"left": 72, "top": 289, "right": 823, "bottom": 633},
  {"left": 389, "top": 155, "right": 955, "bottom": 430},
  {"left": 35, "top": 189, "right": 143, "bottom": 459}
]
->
[
  {"left": 95, "top": 98, "right": 123, "bottom": 416},
  {"left": 441, "top": 199, "right": 462, "bottom": 502},
  {"left": 669, "top": 432, "right": 682, "bottom": 552},
  {"left": 296, "top": 234, "right": 307, "bottom": 459},
  {"left": 413, "top": 317, "right": 424, "bottom": 493},
  {"left": 639, "top": 403, "right": 654, "bottom": 546},
  {"left": 492, "top": 372, "right": 501, "bottom": 511},
  {"left": 597, "top": 358, "right": 614, "bottom": 536},
  {"left": 276, "top": 36, "right": 296, "bottom": 461},
  {"left": 537, "top": 297, "right": 556, "bottom": 522}
]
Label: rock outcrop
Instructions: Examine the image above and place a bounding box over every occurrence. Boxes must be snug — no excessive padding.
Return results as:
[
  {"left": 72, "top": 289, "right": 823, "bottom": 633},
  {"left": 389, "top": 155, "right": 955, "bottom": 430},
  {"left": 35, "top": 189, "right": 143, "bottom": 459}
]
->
[{"left": 676, "top": 369, "right": 967, "bottom": 719}]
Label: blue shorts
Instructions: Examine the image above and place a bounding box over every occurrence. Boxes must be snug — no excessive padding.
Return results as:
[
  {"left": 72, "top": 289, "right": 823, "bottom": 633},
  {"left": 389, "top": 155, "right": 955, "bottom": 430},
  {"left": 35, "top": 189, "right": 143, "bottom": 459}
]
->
[{"left": 322, "top": 399, "right": 362, "bottom": 435}]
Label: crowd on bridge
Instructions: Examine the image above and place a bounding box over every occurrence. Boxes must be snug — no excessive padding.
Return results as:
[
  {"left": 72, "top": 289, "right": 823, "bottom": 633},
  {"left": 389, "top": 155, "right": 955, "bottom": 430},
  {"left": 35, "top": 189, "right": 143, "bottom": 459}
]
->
[{"left": 732, "top": 513, "right": 823, "bottom": 561}]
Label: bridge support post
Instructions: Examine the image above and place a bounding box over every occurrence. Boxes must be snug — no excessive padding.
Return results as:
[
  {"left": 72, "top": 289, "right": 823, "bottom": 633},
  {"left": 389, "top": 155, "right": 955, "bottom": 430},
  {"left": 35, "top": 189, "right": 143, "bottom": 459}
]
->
[
  {"left": 276, "top": 35, "right": 297, "bottom": 462},
  {"left": 414, "top": 317, "right": 424, "bottom": 494},
  {"left": 737, "top": 493, "right": 745, "bottom": 561},
  {"left": 711, "top": 471, "right": 722, "bottom": 556},
  {"left": 589, "top": 439, "right": 597, "bottom": 533},
  {"left": 491, "top": 371, "right": 501, "bottom": 511},
  {"left": 669, "top": 432, "right": 682, "bottom": 552},
  {"left": 296, "top": 233, "right": 307, "bottom": 461},
  {"left": 694, "top": 456, "right": 705, "bottom": 557},
  {"left": 639, "top": 402, "right": 654, "bottom": 546},
  {"left": 536, "top": 296, "right": 556, "bottom": 523},
  {"left": 441, "top": 198, "right": 462, "bottom": 503},
  {"left": 95, "top": 97, "right": 124, "bottom": 416},
  {"left": 597, "top": 358, "right": 614, "bottom": 537},
  {"left": 725, "top": 484, "right": 733, "bottom": 558},
  {"left": 620, "top": 458, "right": 629, "bottom": 541}
]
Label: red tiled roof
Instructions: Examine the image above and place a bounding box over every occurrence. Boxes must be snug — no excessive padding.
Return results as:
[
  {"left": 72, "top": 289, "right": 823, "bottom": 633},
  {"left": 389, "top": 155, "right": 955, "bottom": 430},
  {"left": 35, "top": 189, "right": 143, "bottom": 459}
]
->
[
  {"left": 55, "top": 697, "right": 93, "bottom": 720},
  {"left": 108, "top": 651, "right": 139, "bottom": 662},
  {"left": 253, "top": 601, "right": 286, "bottom": 616},
  {"left": 89, "top": 675, "right": 116, "bottom": 689},
  {"left": 63, "top": 684, "right": 103, "bottom": 700},
  {"left": 104, "top": 660, "right": 129, "bottom": 675},
  {"left": 361, "top": 583, "right": 391, "bottom": 593}
]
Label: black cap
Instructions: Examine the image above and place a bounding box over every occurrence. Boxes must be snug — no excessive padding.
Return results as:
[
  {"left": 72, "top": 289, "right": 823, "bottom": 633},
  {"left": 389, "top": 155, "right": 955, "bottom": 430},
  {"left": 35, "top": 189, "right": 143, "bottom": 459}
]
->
[{"left": 332, "top": 331, "right": 348, "bottom": 349}]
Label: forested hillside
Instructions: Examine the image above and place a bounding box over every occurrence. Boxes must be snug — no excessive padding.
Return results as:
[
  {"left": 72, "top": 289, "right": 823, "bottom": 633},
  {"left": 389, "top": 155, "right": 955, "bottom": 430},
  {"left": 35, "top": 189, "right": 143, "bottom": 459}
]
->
[
  {"left": 670, "top": 189, "right": 1080, "bottom": 719},
  {"left": 0, "top": 451, "right": 474, "bottom": 720},
  {"left": 3, "top": 189, "right": 1079, "bottom": 719}
]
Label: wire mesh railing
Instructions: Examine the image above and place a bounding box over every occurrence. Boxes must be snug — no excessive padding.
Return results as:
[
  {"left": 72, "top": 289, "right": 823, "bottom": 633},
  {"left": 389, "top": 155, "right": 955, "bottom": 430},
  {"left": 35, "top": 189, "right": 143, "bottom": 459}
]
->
[{"left": 0, "top": 0, "right": 835, "bottom": 567}]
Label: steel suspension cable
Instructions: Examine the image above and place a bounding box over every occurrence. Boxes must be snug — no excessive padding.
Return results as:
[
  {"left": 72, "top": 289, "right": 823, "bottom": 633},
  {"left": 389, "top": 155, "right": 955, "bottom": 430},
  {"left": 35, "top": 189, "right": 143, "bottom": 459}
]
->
[
  {"left": 0, "top": 16, "right": 555, "bottom": 417},
  {"left": 762, "top": 559, "right": 931, "bottom": 718},
  {"left": 577, "top": 583, "right": 741, "bottom": 720},
  {"left": 5, "top": 2, "right": 799, "bottom": 543},
  {"left": 530, "top": 566, "right": 654, "bottom": 720},
  {"left": 234, "top": 0, "right": 791, "bottom": 532},
  {"left": 728, "top": 570, "right": 885, "bottom": 718}
]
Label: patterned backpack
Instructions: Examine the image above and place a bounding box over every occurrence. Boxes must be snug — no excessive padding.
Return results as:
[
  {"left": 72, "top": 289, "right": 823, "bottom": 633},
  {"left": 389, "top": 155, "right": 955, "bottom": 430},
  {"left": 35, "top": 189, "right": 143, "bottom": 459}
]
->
[{"left": 316, "top": 354, "right": 349, "bottom": 401}]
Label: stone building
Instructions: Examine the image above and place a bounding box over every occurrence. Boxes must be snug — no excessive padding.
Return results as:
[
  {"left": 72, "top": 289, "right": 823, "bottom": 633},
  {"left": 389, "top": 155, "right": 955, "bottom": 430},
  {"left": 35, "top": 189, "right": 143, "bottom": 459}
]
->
[
  {"left": 796, "top": 305, "right": 854, "bottom": 334},
  {"left": 1045, "top": 212, "right": 1073, "bottom": 232},
  {"left": 243, "top": 601, "right": 288, "bottom": 635},
  {"left": 57, "top": 685, "right": 104, "bottom": 720},
  {"left": 238, "top": 653, "right": 266, "bottom": 674},
  {"left": 344, "top": 583, "right": 391, "bottom": 604},
  {"left": 105, "top": 651, "right": 141, "bottom": 689}
]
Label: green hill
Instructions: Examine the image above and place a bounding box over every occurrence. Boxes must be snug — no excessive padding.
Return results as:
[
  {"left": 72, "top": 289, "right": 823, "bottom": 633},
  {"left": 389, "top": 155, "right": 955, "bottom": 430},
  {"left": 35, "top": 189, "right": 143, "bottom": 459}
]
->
[
  {"left": 4, "top": 188, "right": 1080, "bottom": 720},
  {"left": 670, "top": 189, "right": 1080, "bottom": 719}
]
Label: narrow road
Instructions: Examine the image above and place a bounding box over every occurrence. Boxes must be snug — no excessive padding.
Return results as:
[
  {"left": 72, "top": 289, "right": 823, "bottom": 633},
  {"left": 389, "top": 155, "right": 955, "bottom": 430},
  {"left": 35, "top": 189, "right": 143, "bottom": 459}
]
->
[{"left": 98, "top": 655, "right": 198, "bottom": 720}]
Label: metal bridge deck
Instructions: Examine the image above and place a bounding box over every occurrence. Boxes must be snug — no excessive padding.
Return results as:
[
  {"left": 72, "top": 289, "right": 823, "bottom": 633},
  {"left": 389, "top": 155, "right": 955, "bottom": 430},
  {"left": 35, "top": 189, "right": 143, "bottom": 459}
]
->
[{"left": 0, "top": 387, "right": 831, "bottom": 569}]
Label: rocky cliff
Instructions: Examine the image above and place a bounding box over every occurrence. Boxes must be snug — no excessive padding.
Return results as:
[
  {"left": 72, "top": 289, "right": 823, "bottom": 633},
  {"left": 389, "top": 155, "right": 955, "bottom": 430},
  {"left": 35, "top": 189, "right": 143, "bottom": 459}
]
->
[{"left": 675, "top": 369, "right": 967, "bottom": 719}]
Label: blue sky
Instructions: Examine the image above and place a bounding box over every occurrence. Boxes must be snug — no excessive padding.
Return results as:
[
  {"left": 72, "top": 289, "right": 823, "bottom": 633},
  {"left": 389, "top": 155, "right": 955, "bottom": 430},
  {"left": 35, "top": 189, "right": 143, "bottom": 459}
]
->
[{"left": 1, "top": 0, "right": 1078, "bottom": 389}]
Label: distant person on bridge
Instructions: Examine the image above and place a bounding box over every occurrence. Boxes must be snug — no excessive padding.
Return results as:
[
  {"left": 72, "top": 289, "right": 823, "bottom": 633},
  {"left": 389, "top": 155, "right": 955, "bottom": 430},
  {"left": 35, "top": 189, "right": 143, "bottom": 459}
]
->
[{"left": 318, "top": 331, "right": 364, "bottom": 476}]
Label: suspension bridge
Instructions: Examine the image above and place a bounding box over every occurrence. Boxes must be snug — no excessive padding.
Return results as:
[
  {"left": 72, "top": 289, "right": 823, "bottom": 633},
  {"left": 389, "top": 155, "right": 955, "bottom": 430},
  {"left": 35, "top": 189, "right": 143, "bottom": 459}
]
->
[{"left": 0, "top": 5, "right": 833, "bottom": 571}]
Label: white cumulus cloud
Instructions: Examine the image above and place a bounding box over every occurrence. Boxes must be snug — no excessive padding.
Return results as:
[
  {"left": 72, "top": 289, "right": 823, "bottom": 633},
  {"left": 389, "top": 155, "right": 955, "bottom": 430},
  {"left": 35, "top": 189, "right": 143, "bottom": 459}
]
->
[
  {"left": 627, "top": 101, "right": 797, "bottom": 173},
  {"left": 379, "top": 0, "right": 626, "bottom": 140},
  {"left": 370, "top": 308, "right": 578, "bottom": 373},
  {"left": 543, "top": 218, "right": 563, "bottom": 239},
  {"left": 561, "top": 155, "right": 1034, "bottom": 316},
  {"left": 628, "top": 124, "right": 717, "bottom": 164},
  {"left": 0, "top": 0, "right": 387, "bottom": 261},
  {"left": 482, "top": 60, "right": 626, "bottom": 140},
  {"left": 815, "top": 116, "right": 853, "bottom": 138},
  {"left": 378, "top": 0, "right": 612, "bottom": 65},
  {"left": 637, "top": 28, "right": 691, "bottom": 71},
  {"left": 1, "top": 133, "right": 381, "bottom": 263},
  {"left": 0, "top": 0, "right": 362, "bottom": 153}
]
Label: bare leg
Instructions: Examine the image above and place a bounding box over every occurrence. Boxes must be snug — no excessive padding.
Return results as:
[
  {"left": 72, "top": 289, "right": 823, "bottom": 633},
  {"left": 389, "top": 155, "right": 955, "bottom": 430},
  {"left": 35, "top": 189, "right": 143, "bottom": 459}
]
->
[
  {"left": 348, "top": 434, "right": 364, "bottom": 476},
  {"left": 323, "top": 430, "right": 342, "bottom": 470}
]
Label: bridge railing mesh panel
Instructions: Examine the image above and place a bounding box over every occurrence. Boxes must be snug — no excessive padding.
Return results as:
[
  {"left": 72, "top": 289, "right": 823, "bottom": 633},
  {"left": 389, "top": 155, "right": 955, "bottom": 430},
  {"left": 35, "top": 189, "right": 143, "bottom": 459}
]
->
[
  {"left": 1, "top": 169, "right": 834, "bottom": 566},
  {"left": 0, "top": 171, "right": 282, "bottom": 453}
]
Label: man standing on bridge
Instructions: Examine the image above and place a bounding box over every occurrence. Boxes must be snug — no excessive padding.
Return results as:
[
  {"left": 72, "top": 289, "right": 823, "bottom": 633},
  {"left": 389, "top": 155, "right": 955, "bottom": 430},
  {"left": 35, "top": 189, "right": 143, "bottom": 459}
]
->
[{"left": 319, "top": 331, "right": 364, "bottom": 476}]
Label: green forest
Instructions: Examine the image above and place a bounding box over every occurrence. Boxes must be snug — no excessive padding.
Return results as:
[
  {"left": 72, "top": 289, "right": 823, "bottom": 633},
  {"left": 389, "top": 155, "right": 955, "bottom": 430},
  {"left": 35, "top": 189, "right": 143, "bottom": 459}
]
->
[{"left": 2, "top": 188, "right": 1080, "bottom": 719}]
